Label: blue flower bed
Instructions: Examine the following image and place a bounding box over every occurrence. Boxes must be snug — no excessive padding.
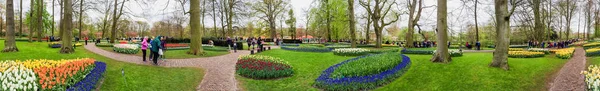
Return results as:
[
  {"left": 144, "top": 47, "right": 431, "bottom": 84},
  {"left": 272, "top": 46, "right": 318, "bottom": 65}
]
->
[
  {"left": 50, "top": 44, "right": 62, "bottom": 48},
  {"left": 314, "top": 54, "right": 411, "bottom": 90},
  {"left": 67, "top": 61, "right": 107, "bottom": 91},
  {"left": 281, "top": 46, "right": 332, "bottom": 52}
]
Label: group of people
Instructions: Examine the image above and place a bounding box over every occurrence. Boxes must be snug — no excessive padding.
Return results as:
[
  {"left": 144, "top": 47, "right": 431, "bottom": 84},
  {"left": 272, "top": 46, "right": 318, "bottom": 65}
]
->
[
  {"left": 140, "top": 36, "right": 167, "bottom": 65},
  {"left": 245, "top": 37, "right": 266, "bottom": 52},
  {"left": 413, "top": 41, "right": 436, "bottom": 48},
  {"left": 464, "top": 41, "right": 482, "bottom": 50},
  {"left": 528, "top": 39, "right": 578, "bottom": 48}
]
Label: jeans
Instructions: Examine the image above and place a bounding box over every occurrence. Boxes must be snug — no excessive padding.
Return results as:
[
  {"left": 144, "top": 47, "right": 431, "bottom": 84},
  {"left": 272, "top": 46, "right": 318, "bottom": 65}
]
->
[{"left": 142, "top": 49, "right": 147, "bottom": 61}]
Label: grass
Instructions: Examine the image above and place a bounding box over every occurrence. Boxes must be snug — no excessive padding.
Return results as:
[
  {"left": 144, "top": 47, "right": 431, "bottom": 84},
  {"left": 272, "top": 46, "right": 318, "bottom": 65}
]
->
[
  {"left": 588, "top": 57, "right": 600, "bottom": 66},
  {"left": 376, "top": 53, "right": 567, "bottom": 90},
  {"left": 237, "top": 49, "right": 354, "bottom": 91},
  {"left": 97, "top": 46, "right": 229, "bottom": 59},
  {"left": 0, "top": 41, "right": 204, "bottom": 91},
  {"left": 238, "top": 49, "right": 567, "bottom": 90}
]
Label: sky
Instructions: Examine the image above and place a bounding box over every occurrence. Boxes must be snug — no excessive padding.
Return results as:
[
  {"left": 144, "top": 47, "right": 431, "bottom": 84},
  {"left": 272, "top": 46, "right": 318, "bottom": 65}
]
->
[{"left": 5, "top": 0, "right": 596, "bottom": 34}]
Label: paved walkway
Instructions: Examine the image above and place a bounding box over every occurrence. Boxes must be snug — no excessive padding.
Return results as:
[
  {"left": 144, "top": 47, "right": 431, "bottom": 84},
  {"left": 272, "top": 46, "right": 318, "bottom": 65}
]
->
[
  {"left": 84, "top": 44, "right": 252, "bottom": 91},
  {"left": 548, "top": 47, "right": 586, "bottom": 91}
]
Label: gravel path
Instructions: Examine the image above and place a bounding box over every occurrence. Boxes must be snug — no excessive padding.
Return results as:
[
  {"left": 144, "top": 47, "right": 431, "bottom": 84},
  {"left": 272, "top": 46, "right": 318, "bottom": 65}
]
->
[
  {"left": 85, "top": 44, "right": 251, "bottom": 91},
  {"left": 548, "top": 47, "right": 586, "bottom": 91}
]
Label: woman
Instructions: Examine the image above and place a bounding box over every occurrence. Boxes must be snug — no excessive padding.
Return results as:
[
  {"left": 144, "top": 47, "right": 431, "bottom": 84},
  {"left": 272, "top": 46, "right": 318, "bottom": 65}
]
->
[
  {"left": 141, "top": 37, "right": 149, "bottom": 62},
  {"left": 160, "top": 36, "right": 167, "bottom": 60},
  {"left": 150, "top": 36, "right": 163, "bottom": 65}
]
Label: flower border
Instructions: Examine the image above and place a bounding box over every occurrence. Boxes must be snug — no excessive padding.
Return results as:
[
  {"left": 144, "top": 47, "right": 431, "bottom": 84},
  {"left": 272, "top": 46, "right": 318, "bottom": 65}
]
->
[
  {"left": 67, "top": 61, "right": 106, "bottom": 91},
  {"left": 314, "top": 54, "right": 411, "bottom": 90}
]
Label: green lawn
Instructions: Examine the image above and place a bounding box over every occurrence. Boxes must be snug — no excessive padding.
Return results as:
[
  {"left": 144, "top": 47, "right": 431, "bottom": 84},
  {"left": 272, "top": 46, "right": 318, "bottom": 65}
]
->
[
  {"left": 0, "top": 41, "right": 204, "bottom": 91},
  {"left": 237, "top": 49, "right": 355, "bottom": 90},
  {"left": 239, "top": 50, "right": 567, "bottom": 90},
  {"left": 97, "top": 46, "right": 229, "bottom": 59},
  {"left": 588, "top": 57, "right": 600, "bottom": 66}
]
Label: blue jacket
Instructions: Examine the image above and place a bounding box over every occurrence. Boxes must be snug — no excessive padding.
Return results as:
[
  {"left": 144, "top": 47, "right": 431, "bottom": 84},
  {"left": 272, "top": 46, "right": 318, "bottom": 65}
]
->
[{"left": 151, "top": 36, "right": 163, "bottom": 52}]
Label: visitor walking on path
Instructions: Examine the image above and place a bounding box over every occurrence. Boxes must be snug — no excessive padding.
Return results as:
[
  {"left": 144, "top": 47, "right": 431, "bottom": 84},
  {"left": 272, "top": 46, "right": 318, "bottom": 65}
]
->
[
  {"left": 150, "top": 36, "right": 163, "bottom": 65},
  {"left": 160, "top": 36, "right": 167, "bottom": 60},
  {"left": 141, "top": 37, "right": 149, "bottom": 62},
  {"left": 84, "top": 37, "right": 88, "bottom": 45}
]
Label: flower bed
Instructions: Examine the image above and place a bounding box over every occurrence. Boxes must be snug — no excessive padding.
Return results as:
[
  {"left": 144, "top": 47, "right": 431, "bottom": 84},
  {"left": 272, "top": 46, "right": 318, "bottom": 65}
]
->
[
  {"left": 400, "top": 49, "right": 434, "bottom": 55},
  {"left": 433, "top": 50, "right": 464, "bottom": 57},
  {"left": 368, "top": 48, "right": 400, "bottom": 54},
  {"left": 509, "top": 48, "right": 525, "bottom": 51},
  {"left": 583, "top": 65, "right": 600, "bottom": 90},
  {"left": 508, "top": 51, "right": 545, "bottom": 58},
  {"left": 0, "top": 58, "right": 105, "bottom": 90},
  {"left": 96, "top": 43, "right": 113, "bottom": 47},
  {"left": 113, "top": 44, "right": 140, "bottom": 54},
  {"left": 509, "top": 45, "right": 528, "bottom": 48},
  {"left": 527, "top": 48, "right": 550, "bottom": 54},
  {"left": 165, "top": 43, "right": 189, "bottom": 48},
  {"left": 552, "top": 48, "right": 575, "bottom": 59},
  {"left": 281, "top": 46, "right": 332, "bottom": 52},
  {"left": 586, "top": 48, "right": 600, "bottom": 57},
  {"left": 333, "top": 48, "right": 370, "bottom": 56},
  {"left": 236, "top": 55, "right": 293, "bottom": 79},
  {"left": 585, "top": 43, "right": 600, "bottom": 49},
  {"left": 325, "top": 45, "right": 351, "bottom": 49},
  {"left": 314, "top": 53, "right": 411, "bottom": 90}
]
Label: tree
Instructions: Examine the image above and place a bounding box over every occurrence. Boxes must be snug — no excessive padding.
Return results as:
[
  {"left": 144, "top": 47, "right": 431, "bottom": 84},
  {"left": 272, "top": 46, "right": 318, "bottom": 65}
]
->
[
  {"left": 3, "top": 0, "right": 19, "bottom": 52},
  {"left": 110, "top": 0, "right": 127, "bottom": 43},
  {"left": 532, "top": 0, "right": 544, "bottom": 41},
  {"left": 490, "top": 0, "right": 523, "bottom": 70},
  {"left": 406, "top": 0, "right": 423, "bottom": 48},
  {"left": 359, "top": 0, "right": 400, "bottom": 48},
  {"left": 557, "top": 0, "right": 576, "bottom": 40},
  {"left": 347, "top": 0, "right": 357, "bottom": 48},
  {"left": 285, "top": 9, "right": 296, "bottom": 40},
  {"left": 60, "top": 0, "right": 74, "bottom": 53},
  {"left": 36, "top": 0, "right": 42, "bottom": 42},
  {"left": 19, "top": 0, "right": 22, "bottom": 37},
  {"left": 189, "top": 0, "right": 205, "bottom": 55},
  {"left": 79, "top": 0, "right": 84, "bottom": 39},
  {"left": 253, "top": 0, "right": 289, "bottom": 39},
  {"left": 431, "top": 0, "right": 450, "bottom": 63}
]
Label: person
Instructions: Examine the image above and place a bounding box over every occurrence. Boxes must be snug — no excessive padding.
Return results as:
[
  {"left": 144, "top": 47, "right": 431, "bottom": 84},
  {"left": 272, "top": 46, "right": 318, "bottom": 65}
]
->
[
  {"left": 141, "top": 37, "right": 149, "bottom": 62},
  {"left": 247, "top": 37, "right": 252, "bottom": 50},
  {"left": 252, "top": 38, "right": 257, "bottom": 50},
  {"left": 150, "top": 36, "right": 163, "bottom": 65},
  {"left": 160, "top": 36, "right": 167, "bottom": 60},
  {"left": 258, "top": 37, "right": 263, "bottom": 52},
  {"left": 149, "top": 37, "right": 154, "bottom": 61},
  {"left": 227, "top": 37, "right": 233, "bottom": 50},
  {"left": 476, "top": 41, "right": 481, "bottom": 50},
  {"left": 75, "top": 37, "right": 80, "bottom": 42},
  {"left": 84, "top": 37, "right": 89, "bottom": 45}
]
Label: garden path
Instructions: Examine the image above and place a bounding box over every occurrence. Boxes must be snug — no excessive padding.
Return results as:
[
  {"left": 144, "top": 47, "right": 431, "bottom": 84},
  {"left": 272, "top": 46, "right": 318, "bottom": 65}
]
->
[
  {"left": 548, "top": 47, "right": 586, "bottom": 91},
  {"left": 85, "top": 44, "right": 260, "bottom": 91}
]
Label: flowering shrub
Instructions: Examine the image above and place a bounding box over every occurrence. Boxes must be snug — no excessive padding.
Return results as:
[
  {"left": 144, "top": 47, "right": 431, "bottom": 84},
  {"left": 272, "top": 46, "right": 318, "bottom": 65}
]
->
[
  {"left": 281, "top": 46, "right": 332, "bottom": 52},
  {"left": 315, "top": 53, "right": 411, "bottom": 90},
  {"left": 113, "top": 44, "right": 140, "bottom": 54},
  {"left": 0, "top": 58, "right": 101, "bottom": 91},
  {"left": 552, "top": 48, "right": 575, "bottom": 59},
  {"left": 508, "top": 51, "right": 545, "bottom": 58},
  {"left": 333, "top": 48, "right": 370, "bottom": 56},
  {"left": 509, "top": 48, "right": 525, "bottom": 51},
  {"left": 527, "top": 48, "right": 550, "bottom": 54},
  {"left": 582, "top": 65, "right": 600, "bottom": 90},
  {"left": 236, "top": 55, "right": 293, "bottom": 79},
  {"left": 586, "top": 48, "right": 600, "bottom": 57}
]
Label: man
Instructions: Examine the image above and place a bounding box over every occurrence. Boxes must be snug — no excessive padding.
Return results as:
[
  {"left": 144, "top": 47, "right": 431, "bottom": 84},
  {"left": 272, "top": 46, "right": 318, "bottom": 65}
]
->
[
  {"left": 226, "top": 37, "right": 236, "bottom": 52},
  {"left": 476, "top": 41, "right": 481, "bottom": 50},
  {"left": 247, "top": 37, "right": 252, "bottom": 50},
  {"left": 84, "top": 36, "right": 88, "bottom": 45}
]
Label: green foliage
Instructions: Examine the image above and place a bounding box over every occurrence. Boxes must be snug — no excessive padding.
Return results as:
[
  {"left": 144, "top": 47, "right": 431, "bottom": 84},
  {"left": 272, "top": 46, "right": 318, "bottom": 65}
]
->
[
  {"left": 95, "top": 43, "right": 113, "bottom": 47},
  {"left": 309, "top": 0, "right": 349, "bottom": 39},
  {"left": 285, "top": 9, "right": 296, "bottom": 38},
  {"left": 24, "top": 1, "right": 53, "bottom": 35},
  {"left": 331, "top": 53, "right": 403, "bottom": 79}
]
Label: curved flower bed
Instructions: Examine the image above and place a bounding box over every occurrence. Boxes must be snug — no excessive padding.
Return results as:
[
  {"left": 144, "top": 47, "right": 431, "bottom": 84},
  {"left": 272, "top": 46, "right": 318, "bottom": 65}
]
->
[
  {"left": 95, "top": 43, "right": 113, "bottom": 47},
  {"left": 281, "top": 46, "right": 332, "bottom": 52},
  {"left": 67, "top": 61, "right": 106, "bottom": 91},
  {"left": 113, "top": 44, "right": 140, "bottom": 54},
  {"left": 582, "top": 65, "right": 600, "bottom": 90},
  {"left": 0, "top": 58, "right": 104, "bottom": 91},
  {"left": 552, "top": 48, "right": 575, "bottom": 59},
  {"left": 325, "top": 45, "right": 351, "bottom": 49},
  {"left": 509, "top": 48, "right": 525, "bottom": 51},
  {"left": 584, "top": 43, "right": 600, "bottom": 49},
  {"left": 508, "top": 51, "right": 545, "bottom": 58},
  {"left": 236, "top": 55, "right": 293, "bottom": 79},
  {"left": 368, "top": 48, "right": 400, "bottom": 54},
  {"left": 314, "top": 53, "right": 411, "bottom": 90},
  {"left": 587, "top": 48, "right": 600, "bottom": 57},
  {"left": 333, "top": 48, "right": 369, "bottom": 56}
]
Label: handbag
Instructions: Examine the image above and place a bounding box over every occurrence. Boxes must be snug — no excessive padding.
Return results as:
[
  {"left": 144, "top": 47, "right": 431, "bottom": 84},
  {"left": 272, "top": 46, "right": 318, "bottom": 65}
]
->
[{"left": 158, "top": 49, "right": 164, "bottom": 55}]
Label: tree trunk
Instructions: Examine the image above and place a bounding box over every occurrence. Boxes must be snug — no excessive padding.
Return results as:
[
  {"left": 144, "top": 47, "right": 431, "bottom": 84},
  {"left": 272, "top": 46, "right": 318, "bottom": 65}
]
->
[
  {"left": 431, "top": 0, "right": 451, "bottom": 63},
  {"left": 28, "top": 0, "right": 33, "bottom": 42},
  {"left": 79, "top": 0, "right": 83, "bottom": 40},
  {"left": 110, "top": 0, "right": 118, "bottom": 43},
  {"left": 19, "top": 0, "right": 22, "bottom": 38},
  {"left": 348, "top": 0, "right": 356, "bottom": 48},
  {"left": 189, "top": 0, "right": 204, "bottom": 55},
  {"left": 366, "top": 14, "right": 370, "bottom": 44},
  {"left": 51, "top": 0, "right": 54, "bottom": 37},
  {"left": 212, "top": 0, "right": 217, "bottom": 37},
  {"left": 3, "top": 0, "right": 19, "bottom": 52},
  {"left": 36, "top": 0, "right": 42, "bottom": 42},
  {"left": 60, "top": 0, "right": 74, "bottom": 53},
  {"left": 227, "top": 0, "right": 234, "bottom": 37},
  {"left": 325, "top": 0, "right": 331, "bottom": 42},
  {"left": 474, "top": 0, "right": 479, "bottom": 42},
  {"left": 533, "top": 0, "right": 543, "bottom": 41},
  {"left": 490, "top": 0, "right": 510, "bottom": 70},
  {"left": 406, "top": 0, "right": 417, "bottom": 48},
  {"left": 270, "top": 17, "right": 276, "bottom": 39}
]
